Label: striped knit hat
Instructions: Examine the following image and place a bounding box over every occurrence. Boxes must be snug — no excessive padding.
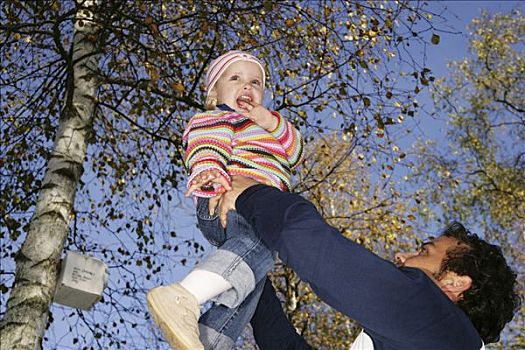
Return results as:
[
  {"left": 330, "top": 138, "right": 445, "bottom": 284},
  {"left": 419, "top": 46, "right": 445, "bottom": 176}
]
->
[{"left": 205, "top": 50, "right": 266, "bottom": 95}]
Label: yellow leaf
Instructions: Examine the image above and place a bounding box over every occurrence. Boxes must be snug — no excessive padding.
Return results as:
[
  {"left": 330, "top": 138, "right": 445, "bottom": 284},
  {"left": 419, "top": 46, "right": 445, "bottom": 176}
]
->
[{"left": 172, "top": 82, "right": 184, "bottom": 92}]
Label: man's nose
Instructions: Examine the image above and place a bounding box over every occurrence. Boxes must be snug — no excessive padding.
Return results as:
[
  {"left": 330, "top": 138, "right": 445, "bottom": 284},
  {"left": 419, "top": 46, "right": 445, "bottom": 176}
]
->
[
  {"left": 395, "top": 251, "right": 418, "bottom": 265},
  {"left": 243, "top": 82, "right": 252, "bottom": 90}
]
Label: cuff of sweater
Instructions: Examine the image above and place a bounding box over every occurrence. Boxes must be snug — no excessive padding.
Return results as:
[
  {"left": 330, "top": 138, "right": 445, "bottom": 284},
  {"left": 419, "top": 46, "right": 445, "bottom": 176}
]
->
[
  {"left": 268, "top": 112, "right": 286, "bottom": 137},
  {"left": 188, "top": 164, "right": 231, "bottom": 197}
]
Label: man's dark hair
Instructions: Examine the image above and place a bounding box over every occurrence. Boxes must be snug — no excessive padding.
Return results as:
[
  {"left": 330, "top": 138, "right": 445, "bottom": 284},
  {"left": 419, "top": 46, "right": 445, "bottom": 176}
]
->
[{"left": 440, "top": 221, "right": 521, "bottom": 344}]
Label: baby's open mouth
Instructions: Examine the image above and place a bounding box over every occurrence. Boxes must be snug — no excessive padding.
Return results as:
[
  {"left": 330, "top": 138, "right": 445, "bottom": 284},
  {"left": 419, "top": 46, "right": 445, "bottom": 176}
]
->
[{"left": 237, "top": 95, "right": 252, "bottom": 104}]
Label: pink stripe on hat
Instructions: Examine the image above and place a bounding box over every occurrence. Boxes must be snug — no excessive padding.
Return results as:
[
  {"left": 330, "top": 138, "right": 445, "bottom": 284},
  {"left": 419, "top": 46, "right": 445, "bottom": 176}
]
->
[{"left": 205, "top": 50, "right": 266, "bottom": 95}]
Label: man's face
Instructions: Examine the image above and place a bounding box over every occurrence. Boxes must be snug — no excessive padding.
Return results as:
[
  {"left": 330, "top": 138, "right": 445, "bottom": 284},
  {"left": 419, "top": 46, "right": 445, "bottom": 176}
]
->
[
  {"left": 395, "top": 236, "right": 463, "bottom": 279},
  {"left": 213, "top": 60, "right": 264, "bottom": 113},
  {"left": 396, "top": 236, "right": 473, "bottom": 301}
]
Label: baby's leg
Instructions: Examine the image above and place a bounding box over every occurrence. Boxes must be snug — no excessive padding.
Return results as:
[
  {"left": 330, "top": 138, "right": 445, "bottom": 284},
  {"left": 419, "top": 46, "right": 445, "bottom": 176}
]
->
[
  {"left": 194, "top": 210, "right": 274, "bottom": 308},
  {"left": 146, "top": 198, "right": 228, "bottom": 350},
  {"left": 166, "top": 202, "right": 264, "bottom": 308},
  {"left": 195, "top": 212, "right": 275, "bottom": 348},
  {"left": 147, "top": 210, "right": 273, "bottom": 349},
  {"left": 178, "top": 197, "right": 233, "bottom": 304}
]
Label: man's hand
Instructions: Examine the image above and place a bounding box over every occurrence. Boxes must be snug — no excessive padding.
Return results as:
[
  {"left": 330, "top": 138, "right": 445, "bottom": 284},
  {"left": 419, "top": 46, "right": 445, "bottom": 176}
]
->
[
  {"left": 185, "top": 169, "right": 232, "bottom": 197},
  {"left": 238, "top": 97, "right": 278, "bottom": 131},
  {"left": 208, "top": 175, "right": 259, "bottom": 228}
]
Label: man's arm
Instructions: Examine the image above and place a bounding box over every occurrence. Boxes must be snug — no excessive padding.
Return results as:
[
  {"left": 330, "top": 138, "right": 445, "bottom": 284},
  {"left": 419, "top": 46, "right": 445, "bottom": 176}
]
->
[
  {"left": 223, "top": 182, "right": 480, "bottom": 348},
  {"left": 250, "top": 278, "right": 312, "bottom": 350},
  {"left": 235, "top": 184, "right": 402, "bottom": 326}
]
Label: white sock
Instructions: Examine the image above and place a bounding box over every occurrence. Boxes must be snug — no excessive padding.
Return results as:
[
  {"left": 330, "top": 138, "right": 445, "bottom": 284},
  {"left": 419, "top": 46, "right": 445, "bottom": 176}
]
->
[{"left": 179, "top": 269, "right": 232, "bottom": 305}]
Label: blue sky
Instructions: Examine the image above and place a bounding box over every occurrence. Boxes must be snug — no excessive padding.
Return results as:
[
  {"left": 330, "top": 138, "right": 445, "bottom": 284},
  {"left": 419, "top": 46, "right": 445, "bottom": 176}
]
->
[
  {"left": 418, "top": 1, "right": 523, "bottom": 117},
  {"left": 427, "top": 1, "right": 523, "bottom": 72},
  {"left": 379, "top": 1, "right": 524, "bottom": 242}
]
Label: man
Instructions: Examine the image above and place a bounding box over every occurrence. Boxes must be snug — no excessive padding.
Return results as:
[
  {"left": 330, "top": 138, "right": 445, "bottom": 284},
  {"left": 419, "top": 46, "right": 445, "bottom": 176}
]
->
[{"left": 212, "top": 176, "right": 520, "bottom": 349}]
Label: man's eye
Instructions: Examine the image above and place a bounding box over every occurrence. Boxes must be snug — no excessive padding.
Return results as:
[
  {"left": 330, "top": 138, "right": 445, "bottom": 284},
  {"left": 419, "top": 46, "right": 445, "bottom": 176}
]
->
[
  {"left": 252, "top": 80, "right": 261, "bottom": 85},
  {"left": 230, "top": 75, "right": 239, "bottom": 80}
]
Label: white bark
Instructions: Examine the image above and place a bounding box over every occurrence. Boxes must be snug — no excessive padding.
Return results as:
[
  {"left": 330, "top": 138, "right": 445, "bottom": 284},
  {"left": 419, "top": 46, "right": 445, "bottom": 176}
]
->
[{"left": 0, "top": 2, "right": 100, "bottom": 349}]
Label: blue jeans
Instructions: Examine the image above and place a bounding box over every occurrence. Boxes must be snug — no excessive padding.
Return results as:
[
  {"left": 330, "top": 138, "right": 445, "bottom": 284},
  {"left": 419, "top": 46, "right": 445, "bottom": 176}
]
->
[{"left": 194, "top": 197, "right": 274, "bottom": 349}]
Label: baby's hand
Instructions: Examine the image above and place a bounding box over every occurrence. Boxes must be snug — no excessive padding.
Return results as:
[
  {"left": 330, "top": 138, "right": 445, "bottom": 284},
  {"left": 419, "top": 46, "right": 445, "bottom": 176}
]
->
[
  {"left": 185, "top": 169, "right": 232, "bottom": 197},
  {"left": 238, "top": 97, "right": 278, "bottom": 131}
]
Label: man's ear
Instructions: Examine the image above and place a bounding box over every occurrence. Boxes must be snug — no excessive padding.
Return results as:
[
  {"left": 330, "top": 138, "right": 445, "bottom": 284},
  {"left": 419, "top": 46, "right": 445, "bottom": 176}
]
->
[{"left": 439, "top": 272, "right": 472, "bottom": 302}]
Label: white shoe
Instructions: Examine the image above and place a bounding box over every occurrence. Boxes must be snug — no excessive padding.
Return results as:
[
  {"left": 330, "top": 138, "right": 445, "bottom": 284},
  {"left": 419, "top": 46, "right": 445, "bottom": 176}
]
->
[{"left": 147, "top": 284, "right": 204, "bottom": 350}]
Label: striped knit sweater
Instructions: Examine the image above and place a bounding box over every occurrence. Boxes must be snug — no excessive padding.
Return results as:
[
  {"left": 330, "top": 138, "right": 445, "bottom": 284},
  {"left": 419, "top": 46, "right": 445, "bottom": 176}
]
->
[{"left": 183, "top": 108, "right": 304, "bottom": 197}]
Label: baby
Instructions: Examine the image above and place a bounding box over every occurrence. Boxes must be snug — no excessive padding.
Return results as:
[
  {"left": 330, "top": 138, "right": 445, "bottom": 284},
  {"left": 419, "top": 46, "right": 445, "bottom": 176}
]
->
[{"left": 147, "top": 50, "right": 304, "bottom": 349}]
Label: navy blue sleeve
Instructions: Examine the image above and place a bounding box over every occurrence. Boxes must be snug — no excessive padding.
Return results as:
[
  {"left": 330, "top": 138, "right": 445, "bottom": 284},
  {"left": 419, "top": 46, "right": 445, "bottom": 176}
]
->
[
  {"left": 237, "top": 185, "right": 482, "bottom": 349},
  {"left": 250, "top": 278, "right": 312, "bottom": 350}
]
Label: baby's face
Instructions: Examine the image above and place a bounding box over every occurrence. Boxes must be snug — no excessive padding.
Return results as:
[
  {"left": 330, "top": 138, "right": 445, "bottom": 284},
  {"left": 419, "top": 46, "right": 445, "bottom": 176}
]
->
[{"left": 214, "top": 61, "right": 264, "bottom": 113}]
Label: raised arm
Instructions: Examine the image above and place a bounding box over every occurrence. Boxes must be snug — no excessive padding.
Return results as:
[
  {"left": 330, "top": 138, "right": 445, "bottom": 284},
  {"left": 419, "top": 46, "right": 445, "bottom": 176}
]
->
[{"left": 227, "top": 182, "right": 480, "bottom": 349}]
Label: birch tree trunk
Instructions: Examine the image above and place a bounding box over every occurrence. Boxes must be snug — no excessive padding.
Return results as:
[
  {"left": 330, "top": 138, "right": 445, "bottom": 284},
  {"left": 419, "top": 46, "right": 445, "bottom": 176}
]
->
[{"left": 0, "top": 2, "right": 100, "bottom": 349}]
